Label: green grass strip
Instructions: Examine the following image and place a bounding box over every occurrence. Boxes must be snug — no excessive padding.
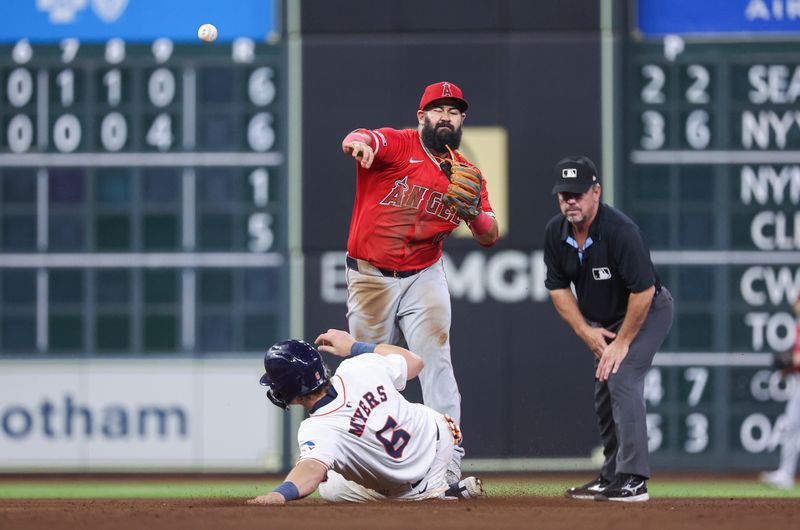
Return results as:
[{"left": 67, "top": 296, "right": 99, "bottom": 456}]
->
[
  {"left": 0, "top": 479, "right": 797, "bottom": 500},
  {"left": 649, "top": 481, "right": 800, "bottom": 498},
  {"left": 0, "top": 481, "right": 278, "bottom": 499},
  {"left": 485, "top": 480, "right": 800, "bottom": 499}
]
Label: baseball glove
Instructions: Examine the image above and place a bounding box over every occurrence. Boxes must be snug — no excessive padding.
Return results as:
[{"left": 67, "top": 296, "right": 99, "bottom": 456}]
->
[
  {"left": 440, "top": 146, "right": 483, "bottom": 220},
  {"left": 772, "top": 349, "right": 794, "bottom": 374}
]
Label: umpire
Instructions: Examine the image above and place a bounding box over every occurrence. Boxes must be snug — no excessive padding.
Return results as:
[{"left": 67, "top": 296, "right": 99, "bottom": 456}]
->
[{"left": 543, "top": 155, "right": 673, "bottom": 502}]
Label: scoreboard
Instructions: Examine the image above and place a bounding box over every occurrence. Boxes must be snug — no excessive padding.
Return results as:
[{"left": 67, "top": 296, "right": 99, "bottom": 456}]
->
[
  {"left": 622, "top": 1, "right": 800, "bottom": 468},
  {"left": 0, "top": 2, "right": 288, "bottom": 357}
]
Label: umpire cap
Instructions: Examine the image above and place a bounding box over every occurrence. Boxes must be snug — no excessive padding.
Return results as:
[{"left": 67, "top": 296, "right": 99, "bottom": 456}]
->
[{"left": 552, "top": 155, "right": 600, "bottom": 194}]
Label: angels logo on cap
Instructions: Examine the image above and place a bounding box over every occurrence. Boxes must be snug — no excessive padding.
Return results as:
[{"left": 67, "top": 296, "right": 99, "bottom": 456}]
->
[{"left": 419, "top": 81, "right": 469, "bottom": 111}]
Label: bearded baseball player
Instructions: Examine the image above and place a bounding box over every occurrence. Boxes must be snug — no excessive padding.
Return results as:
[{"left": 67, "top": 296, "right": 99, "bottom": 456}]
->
[
  {"left": 246, "top": 329, "right": 486, "bottom": 505},
  {"left": 340, "top": 81, "right": 499, "bottom": 482}
]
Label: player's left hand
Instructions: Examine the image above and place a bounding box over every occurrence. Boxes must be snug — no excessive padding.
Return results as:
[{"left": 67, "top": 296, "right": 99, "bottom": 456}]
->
[
  {"left": 315, "top": 329, "right": 356, "bottom": 358},
  {"left": 246, "top": 492, "right": 285, "bottom": 506},
  {"left": 595, "top": 340, "right": 630, "bottom": 381}
]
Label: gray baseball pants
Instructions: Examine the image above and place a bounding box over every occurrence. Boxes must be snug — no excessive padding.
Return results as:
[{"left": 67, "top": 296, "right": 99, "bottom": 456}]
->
[
  {"left": 345, "top": 257, "right": 461, "bottom": 423},
  {"left": 594, "top": 287, "right": 674, "bottom": 480}
]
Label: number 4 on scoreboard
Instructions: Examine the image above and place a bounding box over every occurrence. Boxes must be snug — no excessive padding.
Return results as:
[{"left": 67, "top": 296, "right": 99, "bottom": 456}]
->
[{"left": 147, "top": 113, "right": 173, "bottom": 151}]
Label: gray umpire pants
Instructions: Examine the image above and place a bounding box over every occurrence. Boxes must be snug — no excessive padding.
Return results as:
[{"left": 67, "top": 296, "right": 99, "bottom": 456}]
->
[{"left": 593, "top": 287, "right": 674, "bottom": 480}]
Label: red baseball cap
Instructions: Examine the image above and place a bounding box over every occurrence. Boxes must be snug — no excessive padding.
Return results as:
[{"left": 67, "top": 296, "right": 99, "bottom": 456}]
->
[{"left": 419, "top": 81, "right": 469, "bottom": 112}]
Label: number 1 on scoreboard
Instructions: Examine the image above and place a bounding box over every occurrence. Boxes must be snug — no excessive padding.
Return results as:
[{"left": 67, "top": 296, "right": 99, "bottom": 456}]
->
[{"left": 249, "top": 168, "right": 269, "bottom": 207}]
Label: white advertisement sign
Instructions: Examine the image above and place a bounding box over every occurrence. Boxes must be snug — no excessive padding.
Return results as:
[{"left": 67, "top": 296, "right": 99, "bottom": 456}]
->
[{"left": 0, "top": 358, "right": 282, "bottom": 471}]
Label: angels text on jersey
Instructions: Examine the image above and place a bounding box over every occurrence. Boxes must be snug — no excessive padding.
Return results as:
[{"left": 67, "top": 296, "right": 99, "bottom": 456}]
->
[{"left": 379, "top": 176, "right": 460, "bottom": 226}]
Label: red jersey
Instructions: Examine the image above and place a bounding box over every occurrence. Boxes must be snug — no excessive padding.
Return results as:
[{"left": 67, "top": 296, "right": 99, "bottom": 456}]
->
[{"left": 346, "top": 128, "right": 494, "bottom": 271}]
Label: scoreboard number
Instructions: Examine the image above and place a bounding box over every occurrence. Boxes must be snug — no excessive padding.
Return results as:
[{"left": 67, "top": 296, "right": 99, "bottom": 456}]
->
[
  {"left": 151, "top": 38, "right": 173, "bottom": 64},
  {"left": 646, "top": 413, "right": 663, "bottom": 452},
  {"left": 641, "top": 64, "right": 666, "bottom": 103},
  {"left": 12, "top": 39, "right": 33, "bottom": 64},
  {"left": 640, "top": 109, "right": 665, "bottom": 150},
  {"left": 684, "top": 367, "right": 709, "bottom": 407},
  {"left": 249, "top": 168, "right": 270, "bottom": 207},
  {"left": 7, "top": 114, "right": 33, "bottom": 153},
  {"left": 248, "top": 67, "right": 276, "bottom": 106},
  {"left": 56, "top": 69, "right": 74, "bottom": 107},
  {"left": 105, "top": 38, "right": 125, "bottom": 64},
  {"left": 685, "top": 64, "right": 710, "bottom": 104},
  {"left": 60, "top": 38, "right": 79, "bottom": 63},
  {"left": 52, "top": 113, "right": 81, "bottom": 152},
  {"left": 247, "top": 113, "right": 275, "bottom": 152},
  {"left": 685, "top": 109, "right": 710, "bottom": 150},
  {"left": 100, "top": 112, "right": 127, "bottom": 152},
  {"left": 684, "top": 413, "right": 709, "bottom": 454},
  {"left": 148, "top": 68, "right": 176, "bottom": 107},
  {"left": 146, "top": 113, "right": 173, "bottom": 151},
  {"left": 103, "top": 69, "right": 122, "bottom": 106},
  {"left": 248, "top": 213, "right": 274, "bottom": 253},
  {"left": 8, "top": 67, "right": 33, "bottom": 107}
]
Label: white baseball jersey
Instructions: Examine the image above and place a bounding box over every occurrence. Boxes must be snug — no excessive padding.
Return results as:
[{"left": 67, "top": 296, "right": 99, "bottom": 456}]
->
[{"left": 297, "top": 353, "right": 442, "bottom": 496}]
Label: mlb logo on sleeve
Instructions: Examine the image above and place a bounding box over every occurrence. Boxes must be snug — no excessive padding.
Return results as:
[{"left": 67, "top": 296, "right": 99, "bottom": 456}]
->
[{"left": 592, "top": 267, "right": 611, "bottom": 280}]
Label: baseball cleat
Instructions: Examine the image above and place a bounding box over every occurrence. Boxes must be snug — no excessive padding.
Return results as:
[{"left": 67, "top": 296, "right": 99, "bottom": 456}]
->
[
  {"left": 564, "top": 475, "right": 610, "bottom": 500},
  {"left": 759, "top": 470, "right": 795, "bottom": 490},
  {"left": 444, "top": 476, "right": 487, "bottom": 500},
  {"left": 593, "top": 474, "right": 649, "bottom": 502}
]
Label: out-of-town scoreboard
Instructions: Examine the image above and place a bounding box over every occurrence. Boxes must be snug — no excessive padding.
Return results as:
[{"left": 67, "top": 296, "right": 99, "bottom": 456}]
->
[
  {"left": 622, "top": 0, "right": 800, "bottom": 468},
  {"left": 0, "top": 0, "right": 288, "bottom": 356}
]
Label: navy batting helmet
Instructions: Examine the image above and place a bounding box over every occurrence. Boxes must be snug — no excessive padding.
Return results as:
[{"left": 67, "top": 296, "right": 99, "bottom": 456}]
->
[{"left": 259, "top": 340, "right": 329, "bottom": 410}]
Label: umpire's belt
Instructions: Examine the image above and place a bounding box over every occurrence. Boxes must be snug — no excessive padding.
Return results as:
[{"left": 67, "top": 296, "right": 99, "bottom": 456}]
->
[{"left": 346, "top": 256, "right": 426, "bottom": 279}]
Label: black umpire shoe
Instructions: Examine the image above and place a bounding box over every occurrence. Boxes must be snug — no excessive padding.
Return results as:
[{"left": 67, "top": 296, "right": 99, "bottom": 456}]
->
[
  {"left": 564, "top": 475, "right": 610, "bottom": 500},
  {"left": 593, "top": 474, "right": 649, "bottom": 502}
]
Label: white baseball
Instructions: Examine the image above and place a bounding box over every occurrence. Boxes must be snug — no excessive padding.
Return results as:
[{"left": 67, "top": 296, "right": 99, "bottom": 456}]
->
[{"left": 198, "top": 24, "right": 218, "bottom": 43}]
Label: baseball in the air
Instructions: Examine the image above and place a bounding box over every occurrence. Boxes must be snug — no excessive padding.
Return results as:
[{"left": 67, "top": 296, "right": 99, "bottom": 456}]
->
[{"left": 198, "top": 24, "right": 218, "bottom": 43}]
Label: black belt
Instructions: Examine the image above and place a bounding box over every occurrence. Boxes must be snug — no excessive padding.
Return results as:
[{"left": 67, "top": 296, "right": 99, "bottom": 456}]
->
[{"left": 346, "top": 256, "right": 426, "bottom": 279}]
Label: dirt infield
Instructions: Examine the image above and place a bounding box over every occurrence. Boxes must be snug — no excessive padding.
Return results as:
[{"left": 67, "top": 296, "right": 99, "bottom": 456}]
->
[{"left": 2, "top": 497, "right": 799, "bottom": 530}]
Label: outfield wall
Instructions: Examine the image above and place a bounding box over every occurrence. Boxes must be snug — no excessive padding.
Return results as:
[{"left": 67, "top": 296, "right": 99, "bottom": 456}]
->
[{"left": 0, "top": 359, "right": 281, "bottom": 471}]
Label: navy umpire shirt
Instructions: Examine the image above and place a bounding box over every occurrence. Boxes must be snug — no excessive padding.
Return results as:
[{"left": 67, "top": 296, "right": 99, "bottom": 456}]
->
[{"left": 544, "top": 203, "right": 661, "bottom": 329}]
